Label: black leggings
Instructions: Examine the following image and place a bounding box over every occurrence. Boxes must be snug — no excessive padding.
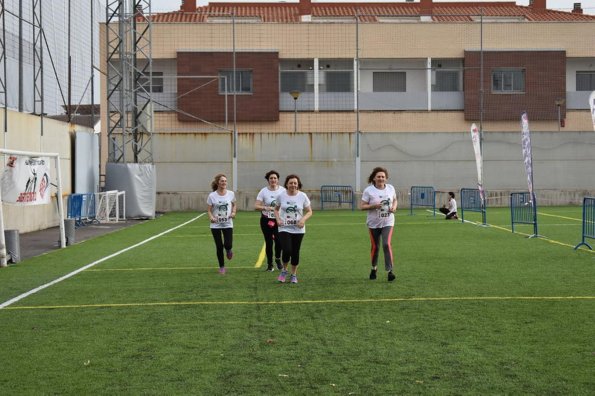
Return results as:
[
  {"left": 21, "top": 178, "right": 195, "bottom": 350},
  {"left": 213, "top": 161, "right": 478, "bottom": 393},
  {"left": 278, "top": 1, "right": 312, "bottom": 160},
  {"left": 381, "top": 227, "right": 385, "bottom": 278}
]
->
[
  {"left": 260, "top": 215, "right": 281, "bottom": 265},
  {"left": 211, "top": 228, "right": 233, "bottom": 267},
  {"left": 439, "top": 207, "right": 457, "bottom": 219},
  {"left": 278, "top": 232, "right": 304, "bottom": 266}
]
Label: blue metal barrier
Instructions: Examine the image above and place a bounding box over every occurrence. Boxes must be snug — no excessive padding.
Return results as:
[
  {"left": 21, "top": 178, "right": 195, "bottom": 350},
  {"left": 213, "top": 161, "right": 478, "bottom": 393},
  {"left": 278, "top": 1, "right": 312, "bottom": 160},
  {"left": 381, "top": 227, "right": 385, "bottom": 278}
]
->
[
  {"left": 67, "top": 193, "right": 97, "bottom": 227},
  {"left": 510, "top": 192, "right": 538, "bottom": 237},
  {"left": 81, "top": 193, "right": 97, "bottom": 221},
  {"left": 320, "top": 185, "right": 355, "bottom": 210},
  {"left": 67, "top": 194, "right": 84, "bottom": 226},
  {"left": 410, "top": 186, "right": 435, "bottom": 216},
  {"left": 460, "top": 188, "right": 486, "bottom": 225},
  {"left": 574, "top": 197, "right": 594, "bottom": 250}
]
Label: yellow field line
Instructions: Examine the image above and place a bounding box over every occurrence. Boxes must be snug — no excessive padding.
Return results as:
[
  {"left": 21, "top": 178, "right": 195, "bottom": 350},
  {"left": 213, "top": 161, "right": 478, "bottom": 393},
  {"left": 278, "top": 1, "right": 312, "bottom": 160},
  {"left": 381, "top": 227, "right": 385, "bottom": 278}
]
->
[
  {"left": 5, "top": 295, "right": 594, "bottom": 311},
  {"left": 255, "top": 243, "right": 266, "bottom": 268},
  {"left": 537, "top": 212, "right": 581, "bottom": 222},
  {"left": 86, "top": 267, "right": 256, "bottom": 272},
  {"left": 463, "top": 219, "right": 595, "bottom": 253}
]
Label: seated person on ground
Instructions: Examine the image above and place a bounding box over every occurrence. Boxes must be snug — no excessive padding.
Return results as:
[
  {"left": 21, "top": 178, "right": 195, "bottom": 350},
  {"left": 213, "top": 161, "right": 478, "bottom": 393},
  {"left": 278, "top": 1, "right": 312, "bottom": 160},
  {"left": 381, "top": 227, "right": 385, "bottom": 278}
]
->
[{"left": 439, "top": 191, "right": 458, "bottom": 220}]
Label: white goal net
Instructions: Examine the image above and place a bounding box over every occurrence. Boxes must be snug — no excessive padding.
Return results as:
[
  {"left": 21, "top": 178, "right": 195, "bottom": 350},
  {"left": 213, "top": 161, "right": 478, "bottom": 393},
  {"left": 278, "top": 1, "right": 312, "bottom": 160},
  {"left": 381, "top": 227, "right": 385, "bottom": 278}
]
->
[{"left": 95, "top": 190, "right": 126, "bottom": 223}]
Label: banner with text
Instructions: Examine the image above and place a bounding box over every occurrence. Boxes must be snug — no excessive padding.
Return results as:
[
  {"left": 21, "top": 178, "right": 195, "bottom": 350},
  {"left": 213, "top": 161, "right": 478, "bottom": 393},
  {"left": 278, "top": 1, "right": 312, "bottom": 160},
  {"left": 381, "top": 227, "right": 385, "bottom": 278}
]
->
[{"left": 1, "top": 155, "right": 51, "bottom": 205}]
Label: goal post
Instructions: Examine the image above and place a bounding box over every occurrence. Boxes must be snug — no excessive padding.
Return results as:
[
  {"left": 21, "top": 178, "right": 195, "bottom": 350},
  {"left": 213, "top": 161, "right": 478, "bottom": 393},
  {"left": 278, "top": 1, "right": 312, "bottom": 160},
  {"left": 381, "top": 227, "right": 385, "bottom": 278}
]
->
[{"left": 0, "top": 149, "right": 66, "bottom": 267}]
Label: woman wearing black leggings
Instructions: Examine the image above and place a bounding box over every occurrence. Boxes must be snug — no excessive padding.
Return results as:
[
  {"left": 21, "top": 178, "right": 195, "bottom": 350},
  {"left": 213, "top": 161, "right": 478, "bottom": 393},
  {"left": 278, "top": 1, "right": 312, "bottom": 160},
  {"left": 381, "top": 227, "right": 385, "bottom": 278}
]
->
[{"left": 255, "top": 170, "right": 286, "bottom": 272}]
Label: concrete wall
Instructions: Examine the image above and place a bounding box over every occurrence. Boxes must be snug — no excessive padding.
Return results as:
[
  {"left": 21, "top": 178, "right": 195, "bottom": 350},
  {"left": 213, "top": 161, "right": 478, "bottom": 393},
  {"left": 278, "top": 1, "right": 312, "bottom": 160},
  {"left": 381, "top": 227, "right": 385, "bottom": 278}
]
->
[
  {"left": 153, "top": 129, "right": 595, "bottom": 211},
  {"left": 0, "top": 109, "right": 83, "bottom": 233}
]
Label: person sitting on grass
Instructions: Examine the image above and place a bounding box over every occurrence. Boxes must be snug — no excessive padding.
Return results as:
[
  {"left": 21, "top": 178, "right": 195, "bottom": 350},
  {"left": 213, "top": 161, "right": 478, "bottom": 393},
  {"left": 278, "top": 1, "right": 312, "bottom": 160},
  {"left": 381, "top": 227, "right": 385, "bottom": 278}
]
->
[{"left": 439, "top": 191, "right": 458, "bottom": 220}]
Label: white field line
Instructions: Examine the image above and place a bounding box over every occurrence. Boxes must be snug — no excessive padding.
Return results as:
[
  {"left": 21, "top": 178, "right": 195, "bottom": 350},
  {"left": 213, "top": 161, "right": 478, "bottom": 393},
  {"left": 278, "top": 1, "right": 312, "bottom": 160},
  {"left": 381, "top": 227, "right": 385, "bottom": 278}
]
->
[{"left": 0, "top": 213, "right": 206, "bottom": 310}]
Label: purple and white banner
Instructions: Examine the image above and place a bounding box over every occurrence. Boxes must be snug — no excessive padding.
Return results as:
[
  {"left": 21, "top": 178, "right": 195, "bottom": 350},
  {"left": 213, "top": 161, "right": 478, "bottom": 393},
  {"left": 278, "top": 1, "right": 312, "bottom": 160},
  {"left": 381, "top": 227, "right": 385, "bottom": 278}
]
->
[
  {"left": 1, "top": 155, "right": 51, "bottom": 205},
  {"left": 470, "top": 123, "right": 485, "bottom": 203},
  {"left": 520, "top": 112, "right": 534, "bottom": 196},
  {"left": 589, "top": 90, "right": 595, "bottom": 132}
]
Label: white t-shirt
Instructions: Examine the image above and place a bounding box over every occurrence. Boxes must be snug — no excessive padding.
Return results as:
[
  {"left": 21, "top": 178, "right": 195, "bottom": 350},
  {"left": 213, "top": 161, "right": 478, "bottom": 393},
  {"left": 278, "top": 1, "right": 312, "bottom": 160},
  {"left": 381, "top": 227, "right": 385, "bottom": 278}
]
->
[
  {"left": 361, "top": 183, "right": 397, "bottom": 229},
  {"left": 277, "top": 191, "right": 311, "bottom": 234},
  {"left": 256, "top": 186, "right": 286, "bottom": 219},
  {"left": 447, "top": 198, "right": 458, "bottom": 215},
  {"left": 207, "top": 190, "right": 236, "bottom": 229}
]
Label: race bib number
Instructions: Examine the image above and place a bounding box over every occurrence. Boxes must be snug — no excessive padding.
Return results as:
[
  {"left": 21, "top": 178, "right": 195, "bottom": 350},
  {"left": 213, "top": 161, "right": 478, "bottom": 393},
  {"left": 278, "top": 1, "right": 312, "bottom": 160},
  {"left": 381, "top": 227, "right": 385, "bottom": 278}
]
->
[
  {"left": 265, "top": 209, "right": 275, "bottom": 219},
  {"left": 217, "top": 216, "right": 228, "bottom": 223},
  {"left": 285, "top": 218, "right": 298, "bottom": 226}
]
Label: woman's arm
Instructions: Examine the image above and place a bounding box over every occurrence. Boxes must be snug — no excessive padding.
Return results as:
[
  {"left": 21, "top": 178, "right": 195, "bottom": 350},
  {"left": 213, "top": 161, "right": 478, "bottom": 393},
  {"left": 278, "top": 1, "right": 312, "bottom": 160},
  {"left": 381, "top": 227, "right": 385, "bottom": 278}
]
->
[
  {"left": 298, "top": 205, "right": 313, "bottom": 228},
  {"left": 255, "top": 199, "right": 269, "bottom": 211},
  {"left": 207, "top": 204, "right": 216, "bottom": 223}
]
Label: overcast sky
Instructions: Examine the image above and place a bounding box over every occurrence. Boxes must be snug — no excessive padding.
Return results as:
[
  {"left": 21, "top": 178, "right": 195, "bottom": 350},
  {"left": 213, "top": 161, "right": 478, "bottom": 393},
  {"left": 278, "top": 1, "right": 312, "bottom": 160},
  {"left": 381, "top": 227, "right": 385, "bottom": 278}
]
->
[{"left": 150, "top": 0, "right": 595, "bottom": 15}]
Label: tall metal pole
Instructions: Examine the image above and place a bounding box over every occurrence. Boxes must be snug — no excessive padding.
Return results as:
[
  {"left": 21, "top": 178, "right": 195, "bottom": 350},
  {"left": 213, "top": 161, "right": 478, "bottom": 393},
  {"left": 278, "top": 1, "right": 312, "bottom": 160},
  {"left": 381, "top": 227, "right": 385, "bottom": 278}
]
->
[
  {"left": 1, "top": 0, "right": 7, "bottom": 137},
  {"left": 232, "top": 11, "right": 237, "bottom": 191},
  {"left": 68, "top": 0, "right": 72, "bottom": 122},
  {"left": 479, "top": 11, "right": 485, "bottom": 216},
  {"left": 355, "top": 12, "right": 361, "bottom": 192},
  {"left": 18, "top": 1, "right": 22, "bottom": 112}
]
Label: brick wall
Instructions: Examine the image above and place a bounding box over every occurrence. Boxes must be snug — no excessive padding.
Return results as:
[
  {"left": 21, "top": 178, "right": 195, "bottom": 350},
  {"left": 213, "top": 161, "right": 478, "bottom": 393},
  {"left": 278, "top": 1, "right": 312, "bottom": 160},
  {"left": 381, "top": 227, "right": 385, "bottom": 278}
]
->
[
  {"left": 464, "top": 50, "right": 566, "bottom": 121},
  {"left": 177, "top": 51, "right": 279, "bottom": 122}
]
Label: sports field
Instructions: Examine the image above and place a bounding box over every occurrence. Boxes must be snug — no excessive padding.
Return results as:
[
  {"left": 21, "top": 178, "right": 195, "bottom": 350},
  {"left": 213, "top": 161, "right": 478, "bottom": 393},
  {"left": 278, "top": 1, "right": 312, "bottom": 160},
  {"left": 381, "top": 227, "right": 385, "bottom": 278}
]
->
[{"left": 1, "top": 207, "right": 594, "bottom": 394}]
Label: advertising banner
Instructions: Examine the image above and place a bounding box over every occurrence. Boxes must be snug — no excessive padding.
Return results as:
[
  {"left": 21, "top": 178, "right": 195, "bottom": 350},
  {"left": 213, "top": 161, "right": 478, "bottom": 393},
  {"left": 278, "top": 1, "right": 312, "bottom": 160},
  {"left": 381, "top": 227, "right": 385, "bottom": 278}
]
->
[{"left": 1, "top": 155, "right": 51, "bottom": 205}]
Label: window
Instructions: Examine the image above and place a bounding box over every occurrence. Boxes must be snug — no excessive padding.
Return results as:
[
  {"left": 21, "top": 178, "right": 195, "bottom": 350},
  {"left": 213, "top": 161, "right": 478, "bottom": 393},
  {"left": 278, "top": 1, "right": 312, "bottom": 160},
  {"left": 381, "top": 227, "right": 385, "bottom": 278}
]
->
[
  {"left": 492, "top": 69, "right": 525, "bottom": 93},
  {"left": 280, "top": 72, "right": 312, "bottom": 93},
  {"left": 433, "top": 71, "right": 459, "bottom": 92},
  {"left": 324, "top": 71, "right": 352, "bottom": 92},
  {"left": 576, "top": 71, "right": 595, "bottom": 91},
  {"left": 138, "top": 72, "right": 163, "bottom": 93},
  {"left": 373, "top": 72, "right": 406, "bottom": 92},
  {"left": 218, "top": 70, "right": 252, "bottom": 94}
]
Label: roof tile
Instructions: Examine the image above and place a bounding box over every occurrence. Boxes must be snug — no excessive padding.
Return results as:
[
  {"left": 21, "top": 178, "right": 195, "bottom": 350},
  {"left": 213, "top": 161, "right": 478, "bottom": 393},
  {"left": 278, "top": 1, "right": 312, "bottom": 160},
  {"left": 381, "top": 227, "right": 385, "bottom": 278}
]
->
[{"left": 147, "top": 1, "right": 595, "bottom": 23}]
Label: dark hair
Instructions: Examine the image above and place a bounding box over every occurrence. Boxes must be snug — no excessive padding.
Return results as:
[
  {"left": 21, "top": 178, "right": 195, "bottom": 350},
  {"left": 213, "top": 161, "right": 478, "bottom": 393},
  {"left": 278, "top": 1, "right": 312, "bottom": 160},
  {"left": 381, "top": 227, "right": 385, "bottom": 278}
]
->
[
  {"left": 367, "top": 167, "right": 389, "bottom": 184},
  {"left": 448, "top": 191, "right": 455, "bottom": 198},
  {"left": 265, "top": 170, "right": 280, "bottom": 181},
  {"left": 211, "top": 173, "right": 227, "bottom": 191},
  {"left": 284, "top": 174, "right": 302, "bottom": 189}
]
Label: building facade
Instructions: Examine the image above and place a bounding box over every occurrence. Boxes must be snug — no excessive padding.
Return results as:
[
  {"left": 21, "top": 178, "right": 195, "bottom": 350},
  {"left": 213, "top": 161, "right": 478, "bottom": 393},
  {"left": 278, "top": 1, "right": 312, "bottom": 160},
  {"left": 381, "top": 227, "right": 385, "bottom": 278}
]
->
[{"left": 101, "top": 0, "right": 595, "bottom": 210}]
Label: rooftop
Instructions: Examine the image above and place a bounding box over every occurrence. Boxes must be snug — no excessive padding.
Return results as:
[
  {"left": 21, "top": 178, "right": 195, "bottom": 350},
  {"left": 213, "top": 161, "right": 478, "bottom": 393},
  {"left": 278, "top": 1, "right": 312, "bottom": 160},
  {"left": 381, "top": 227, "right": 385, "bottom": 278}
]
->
[{"left": 147, "top": 0, "right": 595, "bottom": 23}]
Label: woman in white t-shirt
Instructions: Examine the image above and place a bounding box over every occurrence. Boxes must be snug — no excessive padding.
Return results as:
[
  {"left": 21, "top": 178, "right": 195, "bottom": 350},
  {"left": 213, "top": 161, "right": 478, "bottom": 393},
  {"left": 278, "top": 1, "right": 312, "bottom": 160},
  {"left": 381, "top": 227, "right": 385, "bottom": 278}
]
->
[
  {"left": 439, "top": 191, "right": 458, "bottom": 220},
  {"left": 207, "top": 174, "right": 236, "bottom": 275},
  {"left": 274, "top": 174, "right": 313, "bottom": 284},
  {"left": 255, "top": 170, "right": 286, "bottom": 272},
  {"left": 360, "top": 167, "right": 397, "bottom": 282}
]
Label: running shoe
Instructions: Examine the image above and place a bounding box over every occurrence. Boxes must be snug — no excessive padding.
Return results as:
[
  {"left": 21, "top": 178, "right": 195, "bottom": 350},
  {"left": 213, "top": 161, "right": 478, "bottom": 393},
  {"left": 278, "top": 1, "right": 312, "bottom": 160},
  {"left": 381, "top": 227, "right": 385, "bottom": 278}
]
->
[
  {"left": 275, "top": 258, "right": 283, "bottom": 270},
  {"left": 388, "top": 271, "right": 396, "bottom": 282},
  {"left": 290, "top": 274, "right": 298, "bottom": 284},
  {"left": 369, "top": 268, "right": 377, "bottom": 280},
  {"left": 226, "top": 249, "right": 233, "bottom": 260},
  {"left": 219, "top": 267, "right": 226, "bottom": 275},
  {"left": 266, "top": 264, "right": 274, "bottom": 272},
  {"left": 277, "top": 270, "right": 287, "bottom": 283}
]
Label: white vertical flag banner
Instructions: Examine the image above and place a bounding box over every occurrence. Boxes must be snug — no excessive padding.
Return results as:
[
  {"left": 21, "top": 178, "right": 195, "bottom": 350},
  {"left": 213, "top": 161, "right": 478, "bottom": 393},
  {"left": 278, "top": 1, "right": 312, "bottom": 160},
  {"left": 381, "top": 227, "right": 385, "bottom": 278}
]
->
[
  {"left": 589, "top": 90, "right": 595, "bottom": 132},
  {"left": 470, "top": 123, "right": 484, "bottom": 203},
  {"left": 520, "top": 112, "right": 534, "bottom": 196},
  {"left": 1, "top": 155, "right": 51, "bottom": 205}
]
